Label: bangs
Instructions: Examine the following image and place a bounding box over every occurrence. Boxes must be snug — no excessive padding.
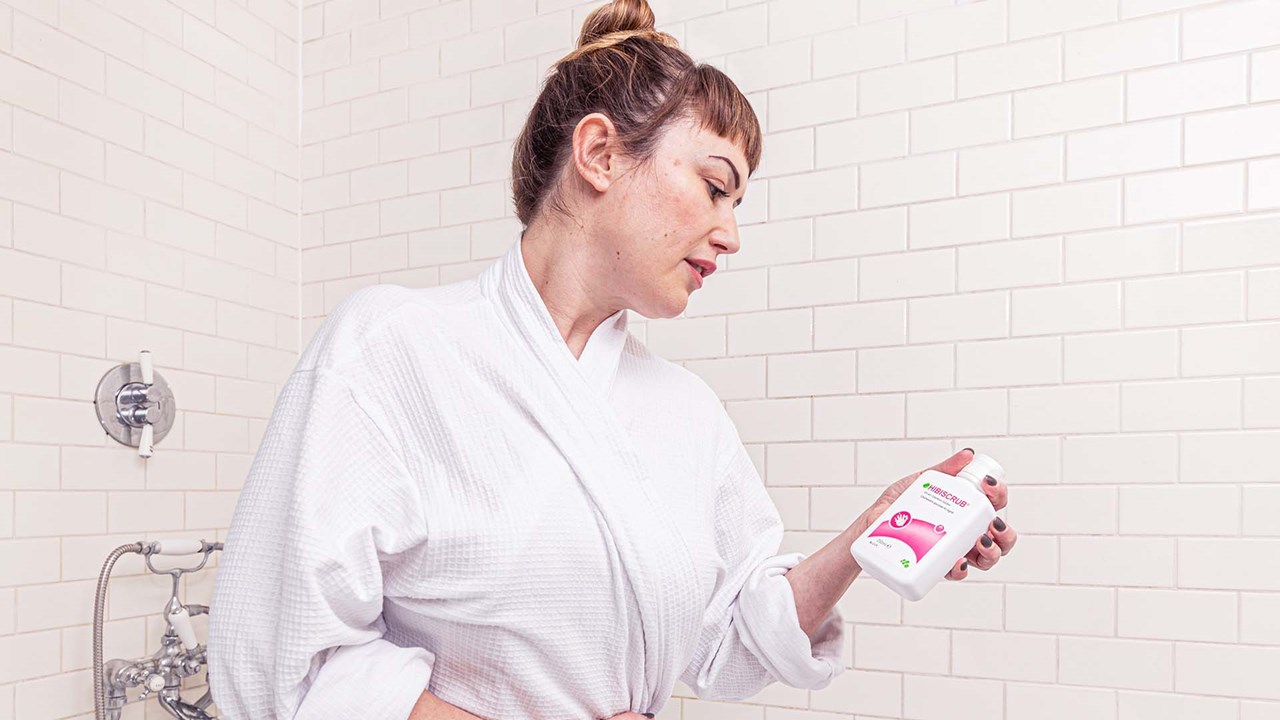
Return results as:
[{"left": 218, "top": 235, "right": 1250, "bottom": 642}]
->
[{"left": 680, "top": 65, "right": 764, "bottom": 176}]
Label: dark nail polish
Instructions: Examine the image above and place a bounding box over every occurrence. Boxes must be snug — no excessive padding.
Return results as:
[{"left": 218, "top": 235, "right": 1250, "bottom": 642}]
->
[
  {"left": 994, "top": 517, "right": 1006, "bottom": 532},
  {"left": 981, "top": 533, "right": 993, "bottom": 548},
  {"left": 985, "top": 475, "right": 998, "bottom": 486},
  {"left": 961, "top": 561, "right": 968, "bottom": 571}
]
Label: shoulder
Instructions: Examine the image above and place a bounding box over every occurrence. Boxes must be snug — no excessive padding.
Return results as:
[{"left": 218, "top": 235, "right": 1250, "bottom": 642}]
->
[
  {"left": 622, "top": 338, "right": 752, "bottom": 485},
  {"left": 621, "top": 333, "right": 731, "bottom": 428},
  {"left": 297, "top": 281, "right": 482, "bottom": 373}
]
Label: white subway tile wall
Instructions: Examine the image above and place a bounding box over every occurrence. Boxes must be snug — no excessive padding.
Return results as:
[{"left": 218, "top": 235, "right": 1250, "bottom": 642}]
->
[
  {"left": 0, "top": 0, "right": 300, "bottom": 715},
  {"left": 1, "top": 0, "right": 1278, "bottom": 717}
]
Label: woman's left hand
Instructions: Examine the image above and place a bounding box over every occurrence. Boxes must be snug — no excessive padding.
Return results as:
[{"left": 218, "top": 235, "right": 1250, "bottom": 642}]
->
[{"left": 847, "top": 448, "right": 1017, "bottom": 581}]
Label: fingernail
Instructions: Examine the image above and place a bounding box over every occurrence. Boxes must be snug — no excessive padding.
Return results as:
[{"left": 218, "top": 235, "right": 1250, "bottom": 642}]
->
[
  {"left": 994, "top": 517, "right": 1006, "bottom": 532},
  {"left": 960, "top": 561, "right": 968, "bottom": 571},
  {"left": 981, "top": 533, "right": 993, "bottom": 548},
  {"left": 985, "top": 475, "right": 998, "bottom": 486},
  {"left": 962, "top": 447, "right": 974, "bottom": 454}
]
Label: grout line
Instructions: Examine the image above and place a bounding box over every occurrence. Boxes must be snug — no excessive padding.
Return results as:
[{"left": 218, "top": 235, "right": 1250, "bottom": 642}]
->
[
  {"left": 1237, "top": 591, "right": 1242, "bottom": 646},
  {"left": 1122, "top": 69, "right": 1129, "bottom": 125},
  {"left": 1177, "top": 8, "right": 1185, "bottom": 63}
]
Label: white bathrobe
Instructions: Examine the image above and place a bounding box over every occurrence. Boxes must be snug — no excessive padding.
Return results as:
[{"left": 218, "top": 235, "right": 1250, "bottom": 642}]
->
[{"left": 207, "top": 237, "right": 844, "bottom": 720}]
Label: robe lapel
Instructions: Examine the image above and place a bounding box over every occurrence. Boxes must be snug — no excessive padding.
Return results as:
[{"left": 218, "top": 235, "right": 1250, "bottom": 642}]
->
[
  {"left": 576, "top": 307, "right": 628, "bottom": 399},
  {"left": 476, "top": 238, "right": 702, "bottom": 709}
]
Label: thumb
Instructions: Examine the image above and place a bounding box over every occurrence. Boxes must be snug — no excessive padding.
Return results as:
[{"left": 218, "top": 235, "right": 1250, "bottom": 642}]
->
[
  {"left": 930, "top": 447, "right": 975, "bottom": 477},
  {"left": 883, "top": 448, "right": 976, "bottom": 502}
]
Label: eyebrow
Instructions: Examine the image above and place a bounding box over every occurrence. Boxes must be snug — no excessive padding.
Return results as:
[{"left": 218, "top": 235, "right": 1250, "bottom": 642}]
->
[
  {"left": 708, "top": 154, "right": 744, "bottom": 207},
  {"left": 708, "top": 155, "right": 742, "bottom": 190}
]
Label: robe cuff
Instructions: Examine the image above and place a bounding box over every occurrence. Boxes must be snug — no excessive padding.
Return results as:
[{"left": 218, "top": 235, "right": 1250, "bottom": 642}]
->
[
  {"left": 733, "top": 552, "right": 845, "bottom": 691},
  {"left": 293, "top": 639, "right": 435, "bottom": 720}
]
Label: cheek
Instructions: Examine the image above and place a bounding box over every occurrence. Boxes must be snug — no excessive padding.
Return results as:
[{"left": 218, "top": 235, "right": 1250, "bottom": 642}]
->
[
  {"left": 674, "top": 173, "right": 708, "bottom": 220},
  {"left": 648, "top": 163, "right": 704, "bottom": 220},
  {"left": 631, "top": 175, "right": 702, "bottom": 250},
  {"left": 618, "top": 168, "right": 708, "bottom": 292},
  {"left": 661, "top": 183, "right": 713, "bottom": 253}
]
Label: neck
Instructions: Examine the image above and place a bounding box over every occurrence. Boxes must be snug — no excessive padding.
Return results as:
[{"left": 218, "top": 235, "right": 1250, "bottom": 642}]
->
[{"left": 518, "top": 218, "right": 621, "bottom": 360}]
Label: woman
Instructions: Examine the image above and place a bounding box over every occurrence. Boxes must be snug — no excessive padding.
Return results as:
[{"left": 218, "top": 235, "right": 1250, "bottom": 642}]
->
[{"left": 207, "top": 1, "right": 1017, "bottom": 719}]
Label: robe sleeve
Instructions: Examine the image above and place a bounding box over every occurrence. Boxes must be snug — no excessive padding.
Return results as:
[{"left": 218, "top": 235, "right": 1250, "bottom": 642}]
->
[
  {"left": 678, "top": 404, "right": 845, "bottom": 702},
  {"left": 208, "top": 367, "right": 435, "bottom": 720}
]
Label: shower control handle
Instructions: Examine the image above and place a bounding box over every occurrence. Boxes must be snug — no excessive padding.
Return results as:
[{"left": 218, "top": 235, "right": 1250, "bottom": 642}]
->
[
  {"left": 149, "top": 539, "right": 205, "bottom": 555},
  {"left": 168, "top": 606, "right": 198, "bottom": 650},
  {"left": 140, "top": 350, "right": 153, "bottom": 385}
]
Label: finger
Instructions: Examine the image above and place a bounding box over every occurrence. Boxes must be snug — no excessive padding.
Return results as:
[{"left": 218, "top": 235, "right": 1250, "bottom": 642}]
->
[
  {"left": 989, "top": 515, "right": 1017, "bottom": 556},
  {"left": 968, "top": 531, "right": 1003, "bottom": 571},
  {"left": 945, "top": 557, "right": 970, "bottom": 581},
  {"left": 980, "top": 471, "right": 1008, "bottom": 511},
  {"left": 929, "top": 447, "right": 975, "bottom": 477},
  {"left": 885, "top": 471, "right": 919, "bottom": 498}
]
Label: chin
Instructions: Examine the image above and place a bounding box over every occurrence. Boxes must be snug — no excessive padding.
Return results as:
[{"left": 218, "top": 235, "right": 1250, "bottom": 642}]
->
[{"left": 636, "top": 291, "right": 690, "bottom": 320}]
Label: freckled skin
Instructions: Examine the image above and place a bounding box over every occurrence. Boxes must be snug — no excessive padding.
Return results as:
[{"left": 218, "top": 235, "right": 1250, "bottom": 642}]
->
[{"left": 519, "top": 113, "right": 749, "bottom": 357}]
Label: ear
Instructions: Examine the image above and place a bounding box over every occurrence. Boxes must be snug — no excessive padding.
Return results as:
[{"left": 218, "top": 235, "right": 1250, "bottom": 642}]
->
[{"left": 570, "top": 112, "right": 620, "bottom": 194}]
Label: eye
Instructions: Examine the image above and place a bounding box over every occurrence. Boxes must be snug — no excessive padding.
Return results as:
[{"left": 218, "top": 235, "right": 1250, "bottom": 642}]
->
[{"left": 705, "top": 180, "right": 730, "bottom": 202}]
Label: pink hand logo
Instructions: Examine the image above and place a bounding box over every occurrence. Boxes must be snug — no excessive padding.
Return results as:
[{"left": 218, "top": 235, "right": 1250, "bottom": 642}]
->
[{"left": 891, "top": 511, "right": 912, "bottom": 528}]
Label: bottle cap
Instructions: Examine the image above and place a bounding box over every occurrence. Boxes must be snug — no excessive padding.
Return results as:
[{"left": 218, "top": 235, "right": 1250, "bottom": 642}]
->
[{"left": 956, "top": 452, "right": 1005, "bottom": 489}]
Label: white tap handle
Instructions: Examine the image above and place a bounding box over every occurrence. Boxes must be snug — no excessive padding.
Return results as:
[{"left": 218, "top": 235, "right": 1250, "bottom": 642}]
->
[
  {"left": 139, "top": 349, "right": 153, "bottom": 385},
  {"left": 139, "top": 422, "right": 154, "bottom": 458},
  {"left": 152, "top": 539, "right": 204, "bottom": 555},
  {"left": 168, "top": 606, "right": 199, "bottom": 650}
]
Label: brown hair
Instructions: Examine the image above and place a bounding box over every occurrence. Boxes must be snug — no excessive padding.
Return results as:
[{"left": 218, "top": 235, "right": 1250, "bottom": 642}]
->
[{"left": 510, "top": 0, "right": 763, "bottom": 227}]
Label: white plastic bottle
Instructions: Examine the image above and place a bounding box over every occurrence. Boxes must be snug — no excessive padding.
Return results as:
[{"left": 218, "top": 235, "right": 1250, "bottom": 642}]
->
[{"left": 849, "top": 453, "right": 1005, "bottom": 601}]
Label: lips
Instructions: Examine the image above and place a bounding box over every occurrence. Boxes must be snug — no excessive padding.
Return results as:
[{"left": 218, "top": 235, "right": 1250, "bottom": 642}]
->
[
  {"left": 685, "top": 258, "right": 716, "bottom": 277},
  {"left": 685, "top": 259, "right": 704, "bottom": 288}
]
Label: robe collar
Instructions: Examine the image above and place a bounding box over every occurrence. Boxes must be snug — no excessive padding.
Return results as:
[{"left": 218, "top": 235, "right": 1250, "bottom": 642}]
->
[
  {"left": 479, "top": 235, "right": 630, "bottom": 398},
  {"left": 476, "top": 234, "right": 703, "bottom": 710}
]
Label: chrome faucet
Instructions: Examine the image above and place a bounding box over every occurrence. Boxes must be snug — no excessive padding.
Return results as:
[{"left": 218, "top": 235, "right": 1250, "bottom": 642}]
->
[{"left": 94, "top": 539, "right": 223, "bottom": 720}]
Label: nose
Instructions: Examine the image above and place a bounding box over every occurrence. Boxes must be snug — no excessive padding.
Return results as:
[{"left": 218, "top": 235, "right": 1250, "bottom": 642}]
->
[{"left": 712, "top": 211, "right": 741, "bottom": 256}]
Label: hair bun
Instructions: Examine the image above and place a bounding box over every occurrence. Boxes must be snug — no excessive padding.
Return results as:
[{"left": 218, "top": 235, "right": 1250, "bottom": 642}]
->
[{"left": 577, "top": 0, "right": 656, "bottom": 48}]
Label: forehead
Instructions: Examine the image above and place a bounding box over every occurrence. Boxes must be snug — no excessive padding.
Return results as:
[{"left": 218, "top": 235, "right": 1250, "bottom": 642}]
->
[{"left": 659, "top": 117, "right": 749, "bottom": 175}]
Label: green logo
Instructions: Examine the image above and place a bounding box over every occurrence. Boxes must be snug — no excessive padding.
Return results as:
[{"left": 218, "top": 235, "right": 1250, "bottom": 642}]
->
[
  {"left": 900, "top": 558, "right": 911, "bottom": 568},
  {"left": 923, "top": 482, "right": 931, "bottom": 489}
]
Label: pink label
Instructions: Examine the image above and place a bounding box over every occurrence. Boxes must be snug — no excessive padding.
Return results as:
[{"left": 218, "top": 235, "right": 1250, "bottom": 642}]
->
[{"left": 868, "top": 510, "right": 947, "bottom": 563}]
